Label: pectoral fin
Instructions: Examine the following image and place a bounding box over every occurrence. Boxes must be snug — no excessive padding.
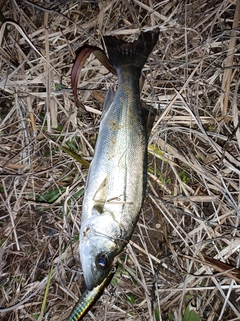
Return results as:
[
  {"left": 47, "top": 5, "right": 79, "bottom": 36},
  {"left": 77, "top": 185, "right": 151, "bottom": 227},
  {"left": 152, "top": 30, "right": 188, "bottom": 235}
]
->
[{"left": 93, "top": 174, "right": 109, "bottom": 213}]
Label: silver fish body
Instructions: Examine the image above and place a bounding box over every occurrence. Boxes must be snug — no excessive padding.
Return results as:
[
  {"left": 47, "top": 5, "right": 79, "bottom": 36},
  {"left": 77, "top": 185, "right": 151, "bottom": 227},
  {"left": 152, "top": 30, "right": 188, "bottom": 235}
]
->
[{"left": 80, "top": 30, "right": 159, "bottom": 290}]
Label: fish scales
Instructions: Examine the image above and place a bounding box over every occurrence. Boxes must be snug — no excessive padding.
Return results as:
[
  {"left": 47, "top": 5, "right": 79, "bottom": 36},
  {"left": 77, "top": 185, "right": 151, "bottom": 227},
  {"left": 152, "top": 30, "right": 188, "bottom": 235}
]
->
[{"left": 79, "top": 29, "right": 159, "bottom": 292}]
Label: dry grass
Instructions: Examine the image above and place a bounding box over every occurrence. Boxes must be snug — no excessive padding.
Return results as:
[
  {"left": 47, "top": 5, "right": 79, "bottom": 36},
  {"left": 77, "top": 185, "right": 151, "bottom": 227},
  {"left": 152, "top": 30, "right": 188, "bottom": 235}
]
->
[{"left": 0, "top": 0, "right": 240, "bottom": 320}]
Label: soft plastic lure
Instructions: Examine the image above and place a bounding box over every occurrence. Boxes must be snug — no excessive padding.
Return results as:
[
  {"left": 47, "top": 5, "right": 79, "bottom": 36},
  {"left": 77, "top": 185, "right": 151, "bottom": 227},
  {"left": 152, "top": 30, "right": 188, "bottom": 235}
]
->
[{"left": 68, "top": 265, "right": 117, "bottom": 321}]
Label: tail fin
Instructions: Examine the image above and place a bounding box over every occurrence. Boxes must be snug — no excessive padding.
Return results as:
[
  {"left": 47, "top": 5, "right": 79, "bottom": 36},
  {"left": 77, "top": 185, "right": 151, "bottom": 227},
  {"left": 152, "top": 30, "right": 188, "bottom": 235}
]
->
[{"left": 103, "top": 29, "right": 159, "bottom": 72}]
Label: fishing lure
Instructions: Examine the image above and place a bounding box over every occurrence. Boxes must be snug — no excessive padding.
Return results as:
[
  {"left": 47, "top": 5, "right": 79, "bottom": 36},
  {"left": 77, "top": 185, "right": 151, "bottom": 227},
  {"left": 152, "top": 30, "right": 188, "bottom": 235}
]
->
[{"left": 68, "top": 265, "right": 117, "bottom": 321}]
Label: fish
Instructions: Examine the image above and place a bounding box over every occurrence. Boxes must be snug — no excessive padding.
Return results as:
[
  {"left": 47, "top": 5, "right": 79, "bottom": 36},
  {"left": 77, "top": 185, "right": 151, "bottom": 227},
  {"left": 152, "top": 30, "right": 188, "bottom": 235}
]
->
[
  {"left": 79, "top": 29, "right": 159, "bottom": 293},
  {"left": 67, "top": 264, "right": 117, "bottom": 321}
]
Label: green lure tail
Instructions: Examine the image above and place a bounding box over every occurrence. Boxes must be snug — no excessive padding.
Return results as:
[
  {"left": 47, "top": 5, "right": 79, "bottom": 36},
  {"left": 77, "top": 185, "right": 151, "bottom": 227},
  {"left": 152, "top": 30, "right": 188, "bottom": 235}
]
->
[{"left": 68, "top": 265, "right": 117, "bottom": 321}]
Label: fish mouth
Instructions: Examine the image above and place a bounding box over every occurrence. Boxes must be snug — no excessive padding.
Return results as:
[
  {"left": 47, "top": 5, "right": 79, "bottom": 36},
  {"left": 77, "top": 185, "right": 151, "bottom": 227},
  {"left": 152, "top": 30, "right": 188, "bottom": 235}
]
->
[
  {"left": 83, "top": 266, "right": 97, "bottom": 290},
  {"left": 79, "top": 230, "right": 116, "bottom": 290},
  {"left": 79, "top": 240, "right": 96, "bottom": 290},
  {"left": 81, "top": 251, "right": 113, "bottom": 290},
  {"left": 79, "top": 216, "right": 123, "bottom": 290}
]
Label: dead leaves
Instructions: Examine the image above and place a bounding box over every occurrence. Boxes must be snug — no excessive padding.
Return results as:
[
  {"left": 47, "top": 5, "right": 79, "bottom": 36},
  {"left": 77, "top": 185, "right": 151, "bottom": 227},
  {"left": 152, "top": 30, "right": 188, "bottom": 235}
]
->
[{"left": 71, "top": 44, "right": 116, "bottom": 109}]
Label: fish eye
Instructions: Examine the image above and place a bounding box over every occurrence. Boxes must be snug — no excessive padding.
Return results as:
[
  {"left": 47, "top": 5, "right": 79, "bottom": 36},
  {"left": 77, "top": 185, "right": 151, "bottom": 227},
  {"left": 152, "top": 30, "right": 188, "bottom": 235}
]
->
[{"left": 96, "top": 254, "right": 111, "bottom": 270}]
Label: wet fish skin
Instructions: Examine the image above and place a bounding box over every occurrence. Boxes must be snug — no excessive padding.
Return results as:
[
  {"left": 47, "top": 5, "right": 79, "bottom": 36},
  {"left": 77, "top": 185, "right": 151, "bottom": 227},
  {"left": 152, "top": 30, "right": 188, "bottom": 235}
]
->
[{"left": 80, "top": 29, "right": 159, "bottom": 291}]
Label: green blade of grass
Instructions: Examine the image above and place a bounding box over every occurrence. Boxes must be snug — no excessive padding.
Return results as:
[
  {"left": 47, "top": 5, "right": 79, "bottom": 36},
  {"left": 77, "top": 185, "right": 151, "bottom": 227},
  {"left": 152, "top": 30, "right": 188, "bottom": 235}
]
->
[{"left": 38, "top": 264, "right": 54, "bottom": 321}]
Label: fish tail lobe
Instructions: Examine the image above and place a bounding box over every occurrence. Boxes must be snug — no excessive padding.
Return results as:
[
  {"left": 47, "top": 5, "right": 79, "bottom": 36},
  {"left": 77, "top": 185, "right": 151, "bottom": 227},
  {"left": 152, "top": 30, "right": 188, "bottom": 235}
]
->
[{"left": 103, "top": 29, "right": 159, "bottom": 73}]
